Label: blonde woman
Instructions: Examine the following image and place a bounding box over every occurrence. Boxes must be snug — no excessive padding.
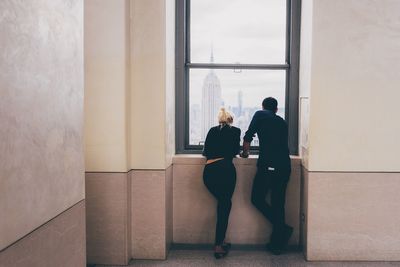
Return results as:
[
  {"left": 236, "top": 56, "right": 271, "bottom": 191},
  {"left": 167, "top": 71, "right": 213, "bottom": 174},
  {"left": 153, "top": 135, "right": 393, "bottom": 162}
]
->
[{"left": 202, "top": 108, "right": 241, "bottom": 259}]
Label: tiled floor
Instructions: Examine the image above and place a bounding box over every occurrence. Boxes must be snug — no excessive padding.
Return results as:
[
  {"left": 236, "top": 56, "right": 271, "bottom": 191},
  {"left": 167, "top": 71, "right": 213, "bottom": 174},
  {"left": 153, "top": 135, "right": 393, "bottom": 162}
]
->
[{"left": 93, "top": 249, "right": 400, "bottom": 267}]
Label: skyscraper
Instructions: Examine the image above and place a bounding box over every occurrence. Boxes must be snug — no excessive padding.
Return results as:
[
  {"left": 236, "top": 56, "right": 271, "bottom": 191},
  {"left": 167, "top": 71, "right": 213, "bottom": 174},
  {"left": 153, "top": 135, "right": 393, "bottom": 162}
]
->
[
  {"left": 201, "top": 50, "right": 222, "bottom": 141},
  {"left": 238, "top": 90, "right": 243, "bottom": 117}
]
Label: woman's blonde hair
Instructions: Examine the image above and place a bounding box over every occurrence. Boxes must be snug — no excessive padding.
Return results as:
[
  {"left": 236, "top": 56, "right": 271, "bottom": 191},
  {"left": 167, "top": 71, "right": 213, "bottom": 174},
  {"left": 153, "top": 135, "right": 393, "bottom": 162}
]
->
[{"left": 218, "top": 107, "right": 233, "bottom": 125}]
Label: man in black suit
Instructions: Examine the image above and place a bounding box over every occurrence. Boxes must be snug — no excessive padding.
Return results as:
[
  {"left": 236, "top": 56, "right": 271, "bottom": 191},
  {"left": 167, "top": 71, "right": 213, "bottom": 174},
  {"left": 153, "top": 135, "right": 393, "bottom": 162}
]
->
[{"left": 240, "top": 97, "right": 292, "bottom": 255}]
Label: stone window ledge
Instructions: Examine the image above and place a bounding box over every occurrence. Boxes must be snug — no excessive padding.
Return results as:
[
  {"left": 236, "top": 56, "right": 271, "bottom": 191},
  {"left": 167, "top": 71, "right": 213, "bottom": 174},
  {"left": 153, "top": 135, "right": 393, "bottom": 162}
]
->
[{"left": 173, "top": 154, "right": 301, "bottom": 166}]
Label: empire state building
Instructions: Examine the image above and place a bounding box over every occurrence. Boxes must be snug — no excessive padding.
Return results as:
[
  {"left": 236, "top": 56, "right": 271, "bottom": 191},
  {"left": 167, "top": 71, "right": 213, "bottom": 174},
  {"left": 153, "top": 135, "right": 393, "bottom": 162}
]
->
[{"left": 201, "top": 52, "right": 223, "bottom": 141}]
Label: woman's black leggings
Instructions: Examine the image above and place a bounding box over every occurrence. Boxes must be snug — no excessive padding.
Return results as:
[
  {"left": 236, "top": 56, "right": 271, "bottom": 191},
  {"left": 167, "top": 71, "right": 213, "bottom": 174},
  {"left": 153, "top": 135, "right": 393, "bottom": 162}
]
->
[{"left": 203, "top": 159, "right": 236, "bottom": 246}]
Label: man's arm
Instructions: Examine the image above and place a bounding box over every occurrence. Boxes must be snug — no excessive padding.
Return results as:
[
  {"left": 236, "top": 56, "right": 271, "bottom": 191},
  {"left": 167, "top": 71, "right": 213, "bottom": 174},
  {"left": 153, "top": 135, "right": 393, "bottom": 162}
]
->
[
  {"left": 241, "top": 141, "right": 251, "bottom": 158},
  {"left": 233, "top": 128, "right": 241, "bottom": 156},
  {"left": 240, "top": 112, "right": 259, "bottom": 158}
]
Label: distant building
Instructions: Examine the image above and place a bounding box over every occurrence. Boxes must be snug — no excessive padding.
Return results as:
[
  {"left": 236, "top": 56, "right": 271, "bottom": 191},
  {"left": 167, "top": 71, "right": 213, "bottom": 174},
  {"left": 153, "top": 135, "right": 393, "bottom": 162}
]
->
[
  {"left": 238, "top": 90, "right": 243, "bottom": 117},
  {"left": 201, "top": 51, "right": 222, "bottom": 140}
]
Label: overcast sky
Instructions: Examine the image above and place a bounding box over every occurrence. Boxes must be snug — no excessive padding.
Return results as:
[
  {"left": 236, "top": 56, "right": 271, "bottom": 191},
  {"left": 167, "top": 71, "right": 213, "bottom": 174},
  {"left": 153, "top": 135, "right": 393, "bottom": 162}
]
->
[{"left": 189, "top": 0, "right": 287, "bottom": 109}]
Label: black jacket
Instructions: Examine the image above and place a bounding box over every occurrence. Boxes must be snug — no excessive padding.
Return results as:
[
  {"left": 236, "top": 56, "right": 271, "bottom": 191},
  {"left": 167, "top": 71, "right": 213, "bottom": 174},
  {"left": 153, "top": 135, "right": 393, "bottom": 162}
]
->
[
  {"left": 244, "top": 110, "right": 291, "bottom": 170},
  {"left": 203, "top": 125, "right": 241, "bottom": 160}
]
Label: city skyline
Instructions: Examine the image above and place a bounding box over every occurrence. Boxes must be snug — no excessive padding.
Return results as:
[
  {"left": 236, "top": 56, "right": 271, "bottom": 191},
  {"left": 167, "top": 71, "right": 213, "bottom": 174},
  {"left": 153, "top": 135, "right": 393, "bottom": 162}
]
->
[
  {"left": 189, "top": 0, "right": 287, "bottom": 146},
  {"left": 190, "top": 51, "right": 286, "bottom": 139},
  {"left": 191, "top": 53, "right": 285, "bottom": 146}
]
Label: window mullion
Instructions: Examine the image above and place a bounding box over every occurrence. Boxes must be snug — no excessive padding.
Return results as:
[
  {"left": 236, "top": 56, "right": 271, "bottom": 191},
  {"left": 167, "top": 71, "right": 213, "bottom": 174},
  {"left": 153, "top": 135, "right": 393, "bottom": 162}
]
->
[{"left": 186, "top": 63, "right": 289, "bottom": 70}]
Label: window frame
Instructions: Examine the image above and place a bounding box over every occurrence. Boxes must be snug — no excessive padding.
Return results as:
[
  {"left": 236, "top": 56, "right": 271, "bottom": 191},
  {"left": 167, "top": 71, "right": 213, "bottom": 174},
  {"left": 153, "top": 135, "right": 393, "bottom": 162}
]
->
[{"left": 176, "top": 0, "right": 301, "bottom": 155}]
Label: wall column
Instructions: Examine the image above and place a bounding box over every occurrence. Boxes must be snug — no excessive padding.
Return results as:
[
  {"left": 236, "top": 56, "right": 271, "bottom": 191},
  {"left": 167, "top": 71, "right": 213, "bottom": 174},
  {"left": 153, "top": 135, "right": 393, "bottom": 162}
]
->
[
  {"left": 300, "top": 0, "right": 400, "bottom": 261},
  {"left": 129, "top": 0, "right": 175, "bottom": 260},
  {"left": 84, "top": 0, "right": 132, "bottom": 265},
  {"left": 84, "top": 0, "right": 175, "bottom": 262}
]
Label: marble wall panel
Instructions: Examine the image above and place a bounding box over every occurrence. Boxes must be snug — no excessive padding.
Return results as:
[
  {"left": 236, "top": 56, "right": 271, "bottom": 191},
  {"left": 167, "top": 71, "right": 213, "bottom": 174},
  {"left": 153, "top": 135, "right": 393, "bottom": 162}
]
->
[
  {"left": 306, "top": 171, "right": 400, "bottom": 261},
  {"left": 131, "top": 170, "right": 169, "bottom": 259},
  {"left": 173, "top": 157, "right": 301, "bottom": 245},
  {"left": 0, "top": 201, "right": 85, "bottom": 267},
  {"left": 85, "top": 172, "right": 130, "bottom": 265}
]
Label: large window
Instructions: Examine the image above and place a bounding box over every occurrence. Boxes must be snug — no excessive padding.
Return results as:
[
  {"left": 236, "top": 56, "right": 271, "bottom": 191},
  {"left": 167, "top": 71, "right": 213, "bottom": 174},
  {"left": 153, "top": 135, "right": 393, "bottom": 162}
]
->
[{"left": 176, "top": 0, "right": 300, "bottom": 154}]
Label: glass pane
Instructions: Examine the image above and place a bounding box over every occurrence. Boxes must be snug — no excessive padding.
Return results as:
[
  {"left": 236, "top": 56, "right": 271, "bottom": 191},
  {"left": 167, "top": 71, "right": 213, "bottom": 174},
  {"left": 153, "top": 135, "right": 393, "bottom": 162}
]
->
[
  {"left": 190, "top": 0, "right": 287, "bottom": 64},
  {"left": 189, "top": 68, "right": 286, "bottom": 146}
]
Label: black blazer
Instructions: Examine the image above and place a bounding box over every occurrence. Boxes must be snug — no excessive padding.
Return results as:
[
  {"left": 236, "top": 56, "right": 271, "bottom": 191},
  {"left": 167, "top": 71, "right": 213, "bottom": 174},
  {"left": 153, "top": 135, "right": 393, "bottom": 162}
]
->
[
  {"left": 202, "top": 125, "right": 241, "bottom": 160},
  {"left": 244, "top": 110, "right": 291, "bottom": 170}
]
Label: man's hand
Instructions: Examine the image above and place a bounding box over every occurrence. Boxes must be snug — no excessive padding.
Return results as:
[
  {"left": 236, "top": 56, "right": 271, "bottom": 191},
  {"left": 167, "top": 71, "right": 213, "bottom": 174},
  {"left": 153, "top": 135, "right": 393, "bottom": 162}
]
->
[
  {"left": 240, "top": 141, "right": 251, "bottom": 158},
  {"left": 240, "top": 151, "right": 249, "bottom": 158}
]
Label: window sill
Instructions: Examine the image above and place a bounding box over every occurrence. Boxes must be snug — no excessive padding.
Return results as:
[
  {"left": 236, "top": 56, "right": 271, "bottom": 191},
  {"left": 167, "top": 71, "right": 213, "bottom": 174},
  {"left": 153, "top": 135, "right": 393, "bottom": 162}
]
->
[{"left": 173, "top": 154, "right": 301, "bottom": 166}]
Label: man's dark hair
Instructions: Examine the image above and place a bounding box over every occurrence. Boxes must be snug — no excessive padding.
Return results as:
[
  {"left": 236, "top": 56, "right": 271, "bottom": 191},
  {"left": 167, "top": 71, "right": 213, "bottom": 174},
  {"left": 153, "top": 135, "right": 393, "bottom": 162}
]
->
[{"left": 262, "top": 97, "right": 278, "bottom": 112}]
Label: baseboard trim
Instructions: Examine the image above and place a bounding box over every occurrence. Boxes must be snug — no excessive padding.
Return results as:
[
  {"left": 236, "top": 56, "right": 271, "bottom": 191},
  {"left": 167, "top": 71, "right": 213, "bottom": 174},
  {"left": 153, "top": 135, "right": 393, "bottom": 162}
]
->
[{"left": 171, "top": 243, "right": 301, "bottom": 251}]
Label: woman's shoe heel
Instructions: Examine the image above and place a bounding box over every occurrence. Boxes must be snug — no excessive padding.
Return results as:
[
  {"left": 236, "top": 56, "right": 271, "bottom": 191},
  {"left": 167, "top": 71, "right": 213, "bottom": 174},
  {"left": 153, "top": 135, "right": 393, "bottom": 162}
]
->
[
  {"left": 222, "top": 242, "right": 231, "bottom": 251},
  {"left": 213, "top": 245, "right": 228, "bottom": 259},
  {"left": 214, "top": 252, "right": 226, "bottom": 259}
]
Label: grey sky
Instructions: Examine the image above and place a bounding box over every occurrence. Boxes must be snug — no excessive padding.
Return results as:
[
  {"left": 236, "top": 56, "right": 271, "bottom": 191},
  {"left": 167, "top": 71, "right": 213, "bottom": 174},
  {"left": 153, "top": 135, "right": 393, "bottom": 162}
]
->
[{"left": 189, "top": 0, "right": 287, "bottom": 108}]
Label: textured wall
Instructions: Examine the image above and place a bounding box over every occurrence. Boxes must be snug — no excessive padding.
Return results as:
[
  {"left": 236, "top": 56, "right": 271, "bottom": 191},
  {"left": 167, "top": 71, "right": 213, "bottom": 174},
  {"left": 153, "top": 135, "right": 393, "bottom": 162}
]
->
[
  {"left": 84, "top": 0, "right": 130, "bottom": 172},
  {"left": 0, "top": 0, "right": 84, "bottom": 250}
]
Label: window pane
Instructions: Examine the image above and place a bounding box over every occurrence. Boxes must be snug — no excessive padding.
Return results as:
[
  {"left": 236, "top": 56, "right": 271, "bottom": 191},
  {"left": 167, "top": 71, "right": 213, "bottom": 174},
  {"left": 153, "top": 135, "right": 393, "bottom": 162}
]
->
[
  {"left": 189, "top": 68, "right": 286, "bottom": 146},
  {"left": 190, "top": 0, "right": 287, "bottom": 64}
]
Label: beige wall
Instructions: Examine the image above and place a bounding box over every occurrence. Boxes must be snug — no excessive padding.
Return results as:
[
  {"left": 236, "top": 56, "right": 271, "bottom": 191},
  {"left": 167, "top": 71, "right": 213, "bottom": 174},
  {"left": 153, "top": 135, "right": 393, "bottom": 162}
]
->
[
  {"left": 130, "top": 168, "right": 173, "bottom": 259},
  {"left": 84, "top": 1, "right": 132, "bottom": 264},
  {"left": 305, "top": 0, "right": 400, "bottom": 172},
  {"left": 0, "top": 201, "right": 86, "bottom": 267},
  {"left": 84, "top": 0, "right": 175, "bottom": 263},
  {"left": 300, "top": 0, "right": 400, "bottom": 261},
  {"left": 86, "top": 173, "right": 131, "bottom": 265},
  {"left": 130, "top": 0, "right": 175, "bottom": 169},
  {"left": 173, "top": 156, "right": 301, "bottom": 246},
  {"left": 0, "top": 0, "right": 85, "bottom": 252},
  {"left": 84, "top": 0, "right": 130, "bottom": 172},
  {"left": 85, "top": 0, "right": 175, "bottom": 171},
  {"left": 305, "top": 172, "right": 400, "bottom": 261}
]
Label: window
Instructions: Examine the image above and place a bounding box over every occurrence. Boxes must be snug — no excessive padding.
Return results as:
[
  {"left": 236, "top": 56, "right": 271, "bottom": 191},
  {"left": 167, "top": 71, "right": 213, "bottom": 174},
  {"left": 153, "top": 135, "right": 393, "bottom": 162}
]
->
[{"left": 176, "top": 0, "right": 300, "bottom": 154}]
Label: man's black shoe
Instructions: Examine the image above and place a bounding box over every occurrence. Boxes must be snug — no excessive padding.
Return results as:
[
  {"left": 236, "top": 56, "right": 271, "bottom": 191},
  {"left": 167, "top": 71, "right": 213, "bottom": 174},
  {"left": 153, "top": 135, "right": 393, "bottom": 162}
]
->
[
  {"left": 281, "top": 225, "right": 293, "bottom": 249},
  {"left": 266, "top": 225, "right": 293, "bottom": 255},
  {"left": 266, "top": 242, "right": 283, "bottom": 255}
]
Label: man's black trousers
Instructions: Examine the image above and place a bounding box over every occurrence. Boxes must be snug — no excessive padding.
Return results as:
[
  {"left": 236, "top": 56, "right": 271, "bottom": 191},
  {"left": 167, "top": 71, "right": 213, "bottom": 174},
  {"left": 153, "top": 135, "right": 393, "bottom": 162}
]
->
[{"left": 251, "top": 166, "right": 290, "bottom": 245}]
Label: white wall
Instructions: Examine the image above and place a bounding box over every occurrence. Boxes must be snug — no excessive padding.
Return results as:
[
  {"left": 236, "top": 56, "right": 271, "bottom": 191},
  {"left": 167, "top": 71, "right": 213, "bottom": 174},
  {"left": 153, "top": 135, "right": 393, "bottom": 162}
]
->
[
  {"left": 84, "top": 0, "right": 130, "bottom": 172},
  {"left": 306, "top": 0, "right": 400, "bottom": 172},
  {"left": 0, "top": 0, "right": 84, "bottom": 250}
]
